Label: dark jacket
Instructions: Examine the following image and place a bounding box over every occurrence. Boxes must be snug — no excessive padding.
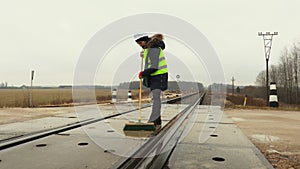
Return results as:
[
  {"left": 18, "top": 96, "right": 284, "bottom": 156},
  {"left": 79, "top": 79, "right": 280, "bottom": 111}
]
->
[{"left": 142, "top": 34, "right": 168, "bottom": 91}]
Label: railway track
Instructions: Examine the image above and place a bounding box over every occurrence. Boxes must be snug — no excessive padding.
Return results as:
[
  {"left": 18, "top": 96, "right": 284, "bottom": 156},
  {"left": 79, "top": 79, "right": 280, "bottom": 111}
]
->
[
  {"left": 112, "top": 93, "right": 206, "bottom": 169},
  {"left": 0, "top": 92, "right": 203, "bottom": 151}
]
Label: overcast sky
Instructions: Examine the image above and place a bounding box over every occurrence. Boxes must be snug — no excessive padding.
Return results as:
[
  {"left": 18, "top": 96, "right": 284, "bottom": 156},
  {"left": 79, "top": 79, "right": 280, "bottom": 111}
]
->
[{"left": 1, "top": 0, "right": 300, "bottom": 87}]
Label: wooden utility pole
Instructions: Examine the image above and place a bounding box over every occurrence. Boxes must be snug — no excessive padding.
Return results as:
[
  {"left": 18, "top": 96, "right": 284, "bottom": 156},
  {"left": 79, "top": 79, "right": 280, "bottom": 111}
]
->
[
  {"left": 231, "top": 76, "right": 235, "bottom": 95},
  {"left": 29, "top": 70, "right": 34, "bottom": 107}
]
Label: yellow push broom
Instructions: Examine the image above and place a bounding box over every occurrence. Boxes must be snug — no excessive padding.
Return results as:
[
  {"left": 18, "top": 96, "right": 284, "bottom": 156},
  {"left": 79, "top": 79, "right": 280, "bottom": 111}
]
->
[{"left": 123, "top": 56, "right": 156, "bottom": 137}]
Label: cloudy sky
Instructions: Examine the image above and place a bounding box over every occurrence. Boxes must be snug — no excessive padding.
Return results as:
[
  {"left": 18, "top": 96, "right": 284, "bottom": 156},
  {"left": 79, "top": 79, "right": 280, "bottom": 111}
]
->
[{"left": 1, "top": 0, "right": 300, "bottom": 87}]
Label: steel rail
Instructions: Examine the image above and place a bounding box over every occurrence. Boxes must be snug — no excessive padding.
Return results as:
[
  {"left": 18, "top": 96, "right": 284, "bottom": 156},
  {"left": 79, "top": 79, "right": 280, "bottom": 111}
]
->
[{"left": 112, "top": 93, "right": 206, "bottom": 169}]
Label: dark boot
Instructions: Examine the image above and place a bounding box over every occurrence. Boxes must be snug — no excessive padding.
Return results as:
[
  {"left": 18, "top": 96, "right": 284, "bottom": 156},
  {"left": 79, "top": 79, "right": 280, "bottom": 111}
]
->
[{"left": 153, "top": 116, "right": 161, "bottom": 126}]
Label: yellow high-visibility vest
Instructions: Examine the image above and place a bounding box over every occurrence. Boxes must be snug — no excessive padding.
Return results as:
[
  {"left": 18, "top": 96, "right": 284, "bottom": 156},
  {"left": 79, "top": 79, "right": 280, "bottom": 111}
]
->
[{"left": 143, "top": 48, "right": 168, "bottom": 76}]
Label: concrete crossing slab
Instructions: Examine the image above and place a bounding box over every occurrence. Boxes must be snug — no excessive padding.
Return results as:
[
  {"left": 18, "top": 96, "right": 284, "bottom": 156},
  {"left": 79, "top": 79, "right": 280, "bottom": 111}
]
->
[{"left": 169, "top": 105, "right": 274, "bottom": 169}]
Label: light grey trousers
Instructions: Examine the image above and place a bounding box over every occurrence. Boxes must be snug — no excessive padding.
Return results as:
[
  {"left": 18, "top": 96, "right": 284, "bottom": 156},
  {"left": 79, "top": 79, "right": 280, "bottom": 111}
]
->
[{"left": 149, "top": 89, "right": 161, "bottom": 122}]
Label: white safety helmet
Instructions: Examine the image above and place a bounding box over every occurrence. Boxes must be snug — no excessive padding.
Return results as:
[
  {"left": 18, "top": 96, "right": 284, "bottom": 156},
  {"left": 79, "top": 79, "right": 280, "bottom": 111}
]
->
[{"left": 134, "top": 33, "right": 149, "bottom": 42}]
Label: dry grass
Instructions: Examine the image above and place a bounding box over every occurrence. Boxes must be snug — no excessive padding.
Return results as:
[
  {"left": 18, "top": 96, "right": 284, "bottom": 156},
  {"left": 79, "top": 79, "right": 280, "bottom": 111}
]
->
[
  {"left": 0, "top": 88, "right": 149, "bottom": 108},
  {"left": 0, "top": 89, "right": 110, "bottom": 107},
  {"left": 0, "top": 88, "right": 77, "bottom": 107}
]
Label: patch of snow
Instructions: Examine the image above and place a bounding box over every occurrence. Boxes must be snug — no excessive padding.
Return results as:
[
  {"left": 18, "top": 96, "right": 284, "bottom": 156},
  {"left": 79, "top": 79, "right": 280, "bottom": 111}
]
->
[{"left": 252, "top": 134, "right": 280, "bottom": 142}]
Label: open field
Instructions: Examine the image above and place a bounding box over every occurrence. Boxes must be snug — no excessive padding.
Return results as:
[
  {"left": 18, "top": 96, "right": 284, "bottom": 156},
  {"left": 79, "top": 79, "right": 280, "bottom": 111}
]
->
[
  {"left": 0, "top": 88, "right": 108, "bottom": 107},
  {"left": 0, "top": 89, "right": 149, "bottom": 108},
  {"left": 0, "top": 89, "right": 74, "bottom": 107},
  {"left": 225, "top": 109, "right": 300, "bottom": 169}
]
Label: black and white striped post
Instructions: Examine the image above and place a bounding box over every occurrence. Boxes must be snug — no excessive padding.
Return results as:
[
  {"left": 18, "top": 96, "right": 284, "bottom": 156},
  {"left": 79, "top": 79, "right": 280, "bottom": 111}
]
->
[
  {"left": 127, "top": 90, "right": 132, "bottom": 103},
  {"left": 111, "top": 89, "right": 117, "bottom": 103},
  {"left": 269, "top": 82, "right": 279, "bottom": 107}
]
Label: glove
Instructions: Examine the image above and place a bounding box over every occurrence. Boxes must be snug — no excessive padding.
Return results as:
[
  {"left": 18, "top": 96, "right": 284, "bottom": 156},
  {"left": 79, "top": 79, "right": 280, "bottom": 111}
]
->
[
  {"left": 138, "top": 71, "right": 143, "bottom": 79},
  {"left": 140, "top": 51, "right": 144, "bottom": 58}
]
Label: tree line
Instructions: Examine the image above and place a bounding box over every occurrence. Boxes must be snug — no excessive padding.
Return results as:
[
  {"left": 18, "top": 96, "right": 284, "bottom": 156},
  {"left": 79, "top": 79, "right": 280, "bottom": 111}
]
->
[
  {"left": 256, "top": 42, "right": 300, "bottom": 104},
  {"left": 118, "top": 81, "right": 204, "bottom": 92}
]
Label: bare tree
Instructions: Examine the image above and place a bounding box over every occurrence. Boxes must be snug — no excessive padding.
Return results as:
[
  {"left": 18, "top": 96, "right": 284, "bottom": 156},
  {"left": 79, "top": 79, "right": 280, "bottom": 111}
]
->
[
  {"left": 278, "top": 45, "right": 298, "bottom": 104},
  {"left": 291, "top": 43, "right": 299, "bottom": 104},
  {"left": 270, "top": 64, "right": 278, "bottom": 83},
  {"left": 256, "top": 70, "right": 266, "bottom": 87},
  {"left": 280, "top": 48, "right": 289, "bottom": 102}
]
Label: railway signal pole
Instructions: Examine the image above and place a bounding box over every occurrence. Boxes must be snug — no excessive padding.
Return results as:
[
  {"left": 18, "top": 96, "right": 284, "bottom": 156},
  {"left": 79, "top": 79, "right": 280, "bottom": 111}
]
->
[
  {"left": 29, "top": 70, "right": 34, "bottom": 107},
  {"left": 258, "top": 31, "right": 278, "bottom": 106}
]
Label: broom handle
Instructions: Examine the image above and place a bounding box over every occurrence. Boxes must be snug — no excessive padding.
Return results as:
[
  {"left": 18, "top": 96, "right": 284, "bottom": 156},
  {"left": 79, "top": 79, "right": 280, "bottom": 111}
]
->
[{"left": 138, "top": 56, "right": 143, "bottom": 122}]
